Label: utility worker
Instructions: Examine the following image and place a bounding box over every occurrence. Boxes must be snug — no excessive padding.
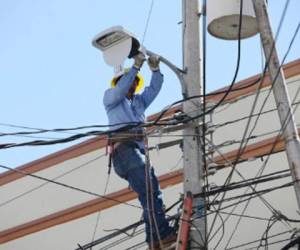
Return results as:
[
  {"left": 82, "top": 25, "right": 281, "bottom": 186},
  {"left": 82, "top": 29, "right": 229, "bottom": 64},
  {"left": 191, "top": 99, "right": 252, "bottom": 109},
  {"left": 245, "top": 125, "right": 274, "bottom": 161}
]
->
[{"left": 103, "top": 51, "right": 176, "bottom": 249}]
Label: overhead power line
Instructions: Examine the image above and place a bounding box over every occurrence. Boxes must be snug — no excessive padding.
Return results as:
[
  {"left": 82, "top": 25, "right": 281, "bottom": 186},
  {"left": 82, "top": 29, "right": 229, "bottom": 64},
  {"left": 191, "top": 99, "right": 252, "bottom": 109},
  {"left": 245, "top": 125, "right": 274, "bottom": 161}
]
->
[
  {"left": 0, "top": 164, "right": 142, "bottom": 210},
  {"left": 0, "top": 154, "right": 106, "bottom": 208},
  {"left": 207, "top": 13, "right": 300, "bottom": 242},
  {"left": 0, "top": 20, "right": 299, "bottom": 152}
]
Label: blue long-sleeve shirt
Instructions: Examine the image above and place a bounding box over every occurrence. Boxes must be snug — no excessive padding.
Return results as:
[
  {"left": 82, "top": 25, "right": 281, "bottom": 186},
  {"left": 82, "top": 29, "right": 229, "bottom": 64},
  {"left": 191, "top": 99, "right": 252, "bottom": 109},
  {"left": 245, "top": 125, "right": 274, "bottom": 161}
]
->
[{"left": 103, "top": 66, "right": 163, "bottom": 136}]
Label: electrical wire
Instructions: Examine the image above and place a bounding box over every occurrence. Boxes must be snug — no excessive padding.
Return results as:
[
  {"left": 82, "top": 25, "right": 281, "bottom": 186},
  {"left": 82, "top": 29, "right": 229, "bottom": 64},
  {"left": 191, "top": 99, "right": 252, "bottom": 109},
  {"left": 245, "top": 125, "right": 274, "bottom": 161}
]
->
[
  {"left": 214, "top": 93, "right": 300, "bottom": 130},
  {"left": 257, "top": 215, "right": 279, "bottom": 250},
  {"left": 0, "top": 164, "right": 142, "bottom": 210},
  {"left": 191, "top": 180, "right": 296, "bottom": 249},
  {"left": 141, "top": 0, "right": 155, "bottom": 45},
  {"left": 205, "top": 139, "right": 290, "bottom": 248},
  {"left": 0, "top": 18, "right": 298, "bottom": 149},
  {"left": 218, "top": 49, "right": 297, "bottom": 247},
  {"left": 203, "top": 172, "right": 292, "bottom": 200},
  {"left": 281, "top": 237, "right": 300, "bottom": 250},
  {"left": 217, "top": 211, "right": 271, "bottom": 222},
  {"left": 1, "top": 3, "right": 298, "bottom": 250},
  {"left": 84, "top": 175, "right": 294, "bottom": 249},
  {"left": 0, "top": 154, "right": 106, "bottom": 208},
  {"left": 204, "top": 167, "right": 296, "bottom": 243},
  {"left": 90, "top": 172, "right": 111, "bottom": 250},
  {"left": 0, "top": 124, "right": 146, "bottom": 149},
  {"left": 207, "top": 14, "right": 300, "bottom": 243},
  {"left": 154, "top": 1, "right": 244, "bottom": 126},
  {"left": 226, "top": 229, "right": 293, "bottom": 250},
  {"left": 209, "top": 204, "right": 226, "bottom": 250},
  {"left": 209, "top": 181, "right": 295, "bottom": 208},
  {"left": 221, "top": 82, "right": 300, "bottom": 248},
  {"left": 245, "top": 237, "right": 293, "bottom": 250},
  {"left": 69, "top": 53, "right": 298, "bottom": 247},
  {"left": 77, "top": 213, "right": 180, "bottom": 250},
  {"left": 99, "top": 228, "right": 145, "bottom": 250}
]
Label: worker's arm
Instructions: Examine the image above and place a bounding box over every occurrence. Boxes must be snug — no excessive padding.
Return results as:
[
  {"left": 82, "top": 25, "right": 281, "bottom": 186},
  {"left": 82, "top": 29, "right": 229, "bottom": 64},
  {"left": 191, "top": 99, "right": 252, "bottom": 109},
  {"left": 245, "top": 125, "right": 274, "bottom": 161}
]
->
[
  {"left": 103, "top": 53, "right": 145, "bottom": 109},
  {"left": 138, "top": 70, "right": 163, "bottom": 110},
  {"left": 103, "top": 67, "right": 138, "bottom": 108},
  {"left": 137, "top": 55, "right": 163, "bottom": 110}
]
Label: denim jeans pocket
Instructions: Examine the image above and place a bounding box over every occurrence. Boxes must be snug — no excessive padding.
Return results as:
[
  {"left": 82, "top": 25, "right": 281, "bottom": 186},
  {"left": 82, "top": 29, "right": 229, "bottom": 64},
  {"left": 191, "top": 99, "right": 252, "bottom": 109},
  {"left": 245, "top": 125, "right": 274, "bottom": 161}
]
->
[{"left": 112, "top": 142, "right": 145, "bottom": 179}]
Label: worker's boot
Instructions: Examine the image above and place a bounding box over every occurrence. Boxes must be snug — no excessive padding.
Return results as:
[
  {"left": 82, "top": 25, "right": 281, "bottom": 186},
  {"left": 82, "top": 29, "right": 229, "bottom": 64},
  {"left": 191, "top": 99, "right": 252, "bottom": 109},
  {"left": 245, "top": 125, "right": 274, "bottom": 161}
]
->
[
  {"left": 148, "top": 232, "right": 177, "bottom": 250},
  {"left": 148, "top": 241, "right": 160, "bottom": 250},
  {"left": 160, "top": 232, "right": 177, "bottom": 249}
]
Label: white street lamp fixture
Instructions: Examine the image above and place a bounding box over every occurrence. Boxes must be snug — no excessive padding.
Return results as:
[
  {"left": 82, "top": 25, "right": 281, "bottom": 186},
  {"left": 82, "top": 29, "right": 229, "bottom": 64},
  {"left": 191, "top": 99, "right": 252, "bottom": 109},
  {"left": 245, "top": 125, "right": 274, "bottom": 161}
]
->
[{"left": 92, "top": 26, "right": 140, "bottom": 67}]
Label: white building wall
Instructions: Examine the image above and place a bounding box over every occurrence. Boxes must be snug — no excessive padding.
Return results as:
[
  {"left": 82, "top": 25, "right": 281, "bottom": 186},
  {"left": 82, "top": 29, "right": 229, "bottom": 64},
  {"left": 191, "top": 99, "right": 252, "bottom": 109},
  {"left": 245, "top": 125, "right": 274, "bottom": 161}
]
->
[{"left": 1, "top": 73, "right": 300, "bottom": 249}]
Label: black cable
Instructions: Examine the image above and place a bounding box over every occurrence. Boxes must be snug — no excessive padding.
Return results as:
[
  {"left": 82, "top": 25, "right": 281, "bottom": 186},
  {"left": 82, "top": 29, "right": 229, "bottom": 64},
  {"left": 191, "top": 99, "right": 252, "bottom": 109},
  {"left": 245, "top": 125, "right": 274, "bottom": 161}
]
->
[
  {"left": 210, "top": 204, "right": 226, "bottom": 250},
  {"left": 187, "top": 180, "right": 296, "bottom": 238},
  {"left": 200, "top": 172, "right": 291, "bottom": 199},
  {"left": 206, "top": 152, "right": 291, "bottom": 243},
  {"left": 195, "top": 183, "right": 292, "bottom": 220},
  {"left": 0, "top": 133, "right": 62, "bottom": 140},
  {"left": 0, "top": 164, "right": 142, "bottom": 210},
  {"left": 1, "top": 19, "right": 298, "bottom": 150},
  {"left": 1, "top": 19, "right": 299, "bottom": 148},
  {"left": 75, "top": 213, "right": 180, "bottom": 250},
  {"left": 191, "top": 5, "right": 300, "bottom": 132},
  {"left": 206, "top": 188, "right": 285, "bottom": 220},
  {"left": 140, "top": 15, "right": 299, "bottom": 129},
  {"left": 233, "top": 16, "right": 300, "bottom": 169},
  {"left": 99, "top": 228, "right": 145, "bottom": 250},
  {"left": 2, "top": 10, "right": 300, "bottom": 250},
  {"left": 0, "top": 123, "right": 144, "bottom": 149},
  {"left": 0, "top": 121, "right": 140, "bottom": 137},
  {"left": 223, "top": 19, "right": 300, "bottom": 213},
  {"left": 0, "top": 73, "right": 262, "bottom": 139},
  {"left": 218, "top": 211, "right": 271, "bottom": 222},
  {"left": 90, "top": 172, "right": 111, "bottom": 250},
  {"left": 0, "top": 154, "right": 106, "bottom": 208},
  {"left": 206, "top": 0, "right": 245, "bottom": 238},
  {"left": 180, "top": 181, "right": 296, "bottom": 249},
  {"left": 257, "top": 216, "right": 278, "bottom": 250},
  {"left": 209, "top": 181, "right": 295, "bottom": 207},
  {"left": 215, "top": 97, "right": 300, "bottom": 130},
  {"left": 281, "top": 237, "right": 300, "bottom": 250},
  {"left": 151, "top": 76, "right": 262, "bottom": 126},
  {"left": 214, "top": 42, "right": 300, "bottom": 246},
  {"left": 209, "top": 80, "right": 300, "bottom": 245},
  {"left": 94, "top": 201, "right": 183, "bottom": 250},
  {"left": 225, "top": 230, "right": 292, "bottom": 250},
  {"left": 207, "top": 15, "right": 300, "bottom": 242},
  {"left": 154, "top": 0, "right": 244, "bottom": 127},
  {"left": 246, "top": 237, "right": 294, "bottom": 250},
  {"left": 239, "top": 20, "right": 300, "bottom": 153}
]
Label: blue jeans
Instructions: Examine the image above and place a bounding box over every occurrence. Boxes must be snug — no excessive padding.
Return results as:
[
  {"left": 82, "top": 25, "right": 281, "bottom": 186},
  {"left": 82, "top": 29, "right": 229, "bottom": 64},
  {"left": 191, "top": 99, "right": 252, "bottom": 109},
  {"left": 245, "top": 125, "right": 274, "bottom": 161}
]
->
[{"left": 112, "top": 142, "right": 174, "bottom": 243}]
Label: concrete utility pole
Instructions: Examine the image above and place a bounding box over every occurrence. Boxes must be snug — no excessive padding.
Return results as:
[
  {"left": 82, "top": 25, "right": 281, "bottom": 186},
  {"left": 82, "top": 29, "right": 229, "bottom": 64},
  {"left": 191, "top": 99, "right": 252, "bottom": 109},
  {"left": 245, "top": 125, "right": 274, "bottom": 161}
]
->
[
  {"left": 253, "top": 0, "right": 300, "bottom": 208},
  {"left": 182, "top": 0, "right": 206, "bottom": 248}
]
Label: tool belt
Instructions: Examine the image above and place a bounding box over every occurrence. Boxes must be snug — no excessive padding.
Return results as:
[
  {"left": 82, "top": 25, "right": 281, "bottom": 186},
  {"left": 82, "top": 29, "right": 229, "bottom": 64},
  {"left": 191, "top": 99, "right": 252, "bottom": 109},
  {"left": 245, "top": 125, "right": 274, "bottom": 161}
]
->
[
  {"left": 106, "top": 130, "right": 145, "bottom": 174},
  {"left": 108, "top": 130, "right": 145, "bottom": 144}
]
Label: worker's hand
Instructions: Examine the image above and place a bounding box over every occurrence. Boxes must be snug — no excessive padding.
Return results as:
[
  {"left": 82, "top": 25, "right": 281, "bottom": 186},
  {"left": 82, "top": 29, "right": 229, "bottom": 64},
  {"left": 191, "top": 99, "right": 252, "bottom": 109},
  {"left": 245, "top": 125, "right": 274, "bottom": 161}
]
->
[
  {"left": 133, "top": 52, "right": 146, "bottom": 70},
  {"left": 147, "top": 55, "right": 160, "bottom": 72}
]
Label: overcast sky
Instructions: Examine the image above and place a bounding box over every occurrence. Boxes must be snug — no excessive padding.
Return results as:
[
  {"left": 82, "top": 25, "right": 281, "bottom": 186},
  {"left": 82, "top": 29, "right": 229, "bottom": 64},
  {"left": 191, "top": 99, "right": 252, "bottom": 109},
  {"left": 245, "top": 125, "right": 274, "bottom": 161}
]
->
[{"left": 0, "top": 0, "right": 299, "bottom": 169}]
